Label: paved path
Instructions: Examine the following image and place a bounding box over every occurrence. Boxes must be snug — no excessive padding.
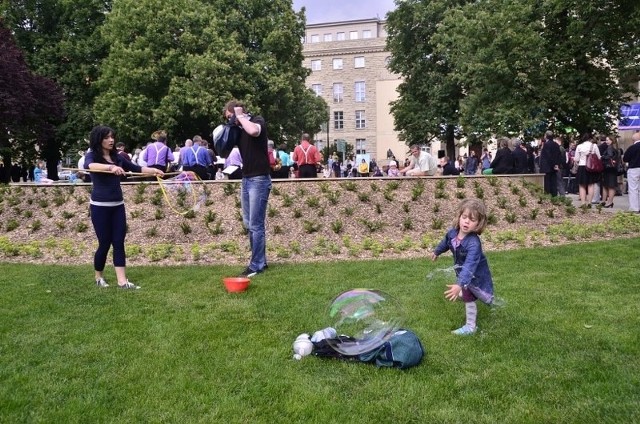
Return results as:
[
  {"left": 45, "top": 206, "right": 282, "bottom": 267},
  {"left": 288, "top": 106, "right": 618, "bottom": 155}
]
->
[{"left": 565, "top": 191, "right": 630, "bottom": 213}]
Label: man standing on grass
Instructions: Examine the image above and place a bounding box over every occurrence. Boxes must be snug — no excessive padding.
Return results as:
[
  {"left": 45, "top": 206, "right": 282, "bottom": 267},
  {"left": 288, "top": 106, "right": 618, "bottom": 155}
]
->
[{"left": 223, "top": 99, "right": 271, "bottom": 277}]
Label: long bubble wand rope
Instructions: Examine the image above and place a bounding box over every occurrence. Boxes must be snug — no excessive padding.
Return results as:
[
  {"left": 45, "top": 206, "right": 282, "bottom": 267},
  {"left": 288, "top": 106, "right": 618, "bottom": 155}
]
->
[
  {"left": 61, "top": 167, "right": 182, "bottom": 177},
  {"left": 156, "top": 171, "right": 205, "bottom": 216}
]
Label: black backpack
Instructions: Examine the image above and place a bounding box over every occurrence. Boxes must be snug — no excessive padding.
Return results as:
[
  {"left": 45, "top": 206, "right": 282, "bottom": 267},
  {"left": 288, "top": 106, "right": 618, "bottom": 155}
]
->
[{"left": 213, "top": 123, "right": 241, "bottom": 158}]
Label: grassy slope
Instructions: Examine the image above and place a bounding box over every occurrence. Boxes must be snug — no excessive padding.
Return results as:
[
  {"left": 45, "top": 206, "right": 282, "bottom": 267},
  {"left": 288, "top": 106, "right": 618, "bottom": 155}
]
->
[{"left": 1, "top": 239, "right": 639, "bottom": 423}]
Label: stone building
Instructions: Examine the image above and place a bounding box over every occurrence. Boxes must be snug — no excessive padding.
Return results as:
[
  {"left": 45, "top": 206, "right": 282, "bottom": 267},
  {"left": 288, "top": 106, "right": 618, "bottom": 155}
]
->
[{"left": 302, "top": 18, "right": 414, "bottom": 162}]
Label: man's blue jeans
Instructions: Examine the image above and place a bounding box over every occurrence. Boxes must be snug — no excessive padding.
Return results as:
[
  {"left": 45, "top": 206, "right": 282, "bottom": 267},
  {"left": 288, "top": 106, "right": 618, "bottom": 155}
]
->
[{"left": 241, "top": 174, "right": 272, "bottom": 271}]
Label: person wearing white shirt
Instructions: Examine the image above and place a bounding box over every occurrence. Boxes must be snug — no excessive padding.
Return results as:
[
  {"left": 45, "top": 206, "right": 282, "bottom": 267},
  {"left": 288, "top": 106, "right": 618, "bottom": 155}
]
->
[
  {"left": 573, "top": 134, "right": 602, "bottom": 207},
  {"left": 400, "top": 144, "right": 438, "bottom": 176}
]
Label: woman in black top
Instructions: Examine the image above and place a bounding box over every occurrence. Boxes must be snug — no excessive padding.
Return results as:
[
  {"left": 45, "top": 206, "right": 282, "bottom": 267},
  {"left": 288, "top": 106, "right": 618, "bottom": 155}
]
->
[{"left": 84, "top": 125, "right": 163, "bottom": 289}]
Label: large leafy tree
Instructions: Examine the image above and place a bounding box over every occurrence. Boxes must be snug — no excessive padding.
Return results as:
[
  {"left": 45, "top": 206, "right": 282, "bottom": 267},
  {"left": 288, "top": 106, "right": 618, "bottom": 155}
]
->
[
  {"left": 0, "top": 20, "right": 64, "bottom": 182},
  {"left": 436, "top": 0, "right": 640, "bottom": 137},
  {"left": 388, "top": 0, "right": 640, "bottom": 144},
  {"left": 1, "top": 0, "right": 112, "bottom": 155},
  {"left": 385, "top": 0, "right": 472, "bottom": 158},
  {"left": 95, "top": 0, "right": 326, "bottom": 148}
]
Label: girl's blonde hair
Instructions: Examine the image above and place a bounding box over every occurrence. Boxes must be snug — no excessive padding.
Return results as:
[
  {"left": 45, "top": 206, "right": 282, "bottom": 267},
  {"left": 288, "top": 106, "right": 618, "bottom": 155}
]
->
[{"left": 453, "top": 198, "right": 488, "bottom": 235}]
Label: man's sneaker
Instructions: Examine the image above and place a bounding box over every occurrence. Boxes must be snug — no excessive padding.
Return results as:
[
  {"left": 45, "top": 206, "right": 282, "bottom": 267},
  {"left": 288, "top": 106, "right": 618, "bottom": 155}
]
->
[
  {"left": 238, "top": 267, "right": 263, "bottom": 278},
  {"left": 118, "top": 280, "right": 140, "bottom": 290},
  {"left": 451, "top": 325, "right": 476, "bottom": 336},
  {"left": 96, "top": 278, "right": 109, "bottom": 288}
]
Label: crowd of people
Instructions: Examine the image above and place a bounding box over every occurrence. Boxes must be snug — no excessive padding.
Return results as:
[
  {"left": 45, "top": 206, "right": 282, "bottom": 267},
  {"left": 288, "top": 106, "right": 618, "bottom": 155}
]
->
[{"left": 3, "top": 120, "right": 639, "bottom": 291}]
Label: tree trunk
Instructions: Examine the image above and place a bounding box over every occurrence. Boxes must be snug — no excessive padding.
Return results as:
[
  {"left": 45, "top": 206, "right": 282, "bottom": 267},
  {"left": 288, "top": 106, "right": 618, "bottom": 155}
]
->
[
  {"left": 42, "top": 132, "right": 61, "bottom": 181},
  {"left": 445, "top": 124, "right": 456, "bottom": 160},
  {"left": 0, "top": 133, "right": 12, "bottom": 183}
]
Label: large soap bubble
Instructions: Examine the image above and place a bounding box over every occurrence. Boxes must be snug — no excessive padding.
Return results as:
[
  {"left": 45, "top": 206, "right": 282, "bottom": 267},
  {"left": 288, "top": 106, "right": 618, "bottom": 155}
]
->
[
  {"left": 426, "top": 265, "right": 461, "bottom": 282},
  {"left": 327, "top": 289, "right": 403, "bottom": 356}
]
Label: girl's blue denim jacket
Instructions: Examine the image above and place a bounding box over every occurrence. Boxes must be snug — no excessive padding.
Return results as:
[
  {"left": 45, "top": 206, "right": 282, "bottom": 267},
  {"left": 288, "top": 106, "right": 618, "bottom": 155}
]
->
[{"left": 433, "top": 228, "right": 494, "bottom": 296}]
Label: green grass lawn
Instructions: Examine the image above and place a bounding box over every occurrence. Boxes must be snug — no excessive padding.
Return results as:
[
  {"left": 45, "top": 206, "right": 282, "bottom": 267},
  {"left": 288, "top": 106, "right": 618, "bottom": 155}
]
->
[{"left": 1, "top": 239, "right": 639, "bottom": 423}]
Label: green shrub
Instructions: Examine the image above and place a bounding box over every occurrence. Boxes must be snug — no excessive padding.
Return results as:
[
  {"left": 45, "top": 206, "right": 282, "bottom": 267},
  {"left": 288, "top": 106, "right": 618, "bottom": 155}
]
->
[
  {"left": 145, "top": 226, "right": 158, "bottom": 237},
  {"left": 204, "top": 210, "right": 217, "bottom": 224},
  {"left": 180, "top": 222, "right": 192, "bottom": 235},
  {"left": 305, "top": 196, "right": 320, "bottom": 208},
  {"left": 318, "top": 182, "right": 329, "bottom": 193},
  {"left": 303, "top": 220, "right": 321, "bottom": 234},
  {"left": 385, "top": 181, "right": 400, "bottom": 191},
  {"left": 281, "top": 193, "right": 293, "bottom": 207},
  {"left": 223, "top": 182, "right": 239, "bottom": 196},
  {"left": 30, "top": 220, "right": 42, "bottom": 232},
  {"left": 331, "top": 220, "right": 343, "bottom": 234},
  {"left": 359, "top": 218, "right": 385, "bottom": 233},
  {"left": 411, "top": 181, "right": 425, "bottom": 200},
  {"left": 357, "top": 192, "right": 370, "bottom": 202},
  {"left": 340, "top": 181, "right": 358, "bottom": 192},
  {"left": 325, "top": 190, "right": 341, "bottom": 205}
]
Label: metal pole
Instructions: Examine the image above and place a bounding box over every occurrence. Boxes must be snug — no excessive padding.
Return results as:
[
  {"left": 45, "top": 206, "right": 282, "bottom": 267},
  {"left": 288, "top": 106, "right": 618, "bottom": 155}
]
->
[{"left": 327, "top": 106, "right": 330, "bottom": 156}]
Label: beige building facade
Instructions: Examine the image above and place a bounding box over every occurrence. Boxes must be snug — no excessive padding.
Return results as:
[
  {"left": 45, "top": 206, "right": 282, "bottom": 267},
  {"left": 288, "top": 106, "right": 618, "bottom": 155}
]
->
[{"left": 302, "top": 18, "right": 411, "bottom": 162}]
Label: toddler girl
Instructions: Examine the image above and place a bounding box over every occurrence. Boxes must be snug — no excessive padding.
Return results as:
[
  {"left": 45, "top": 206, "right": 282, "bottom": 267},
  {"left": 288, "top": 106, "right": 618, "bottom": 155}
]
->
[{"left": 430, "top": 198, "right": 497, "bottom": 335}]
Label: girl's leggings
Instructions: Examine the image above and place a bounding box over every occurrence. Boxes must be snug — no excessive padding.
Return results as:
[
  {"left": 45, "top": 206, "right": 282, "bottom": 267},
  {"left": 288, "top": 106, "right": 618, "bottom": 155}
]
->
[{"left": 90, "top": 204, "right": 127, "bottom": 271}]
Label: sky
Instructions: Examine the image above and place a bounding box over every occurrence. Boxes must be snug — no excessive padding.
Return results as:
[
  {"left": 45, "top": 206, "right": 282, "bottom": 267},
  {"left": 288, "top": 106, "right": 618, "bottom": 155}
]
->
[{"left": 292, "top": 0, "right": 397, "bottom": 24}]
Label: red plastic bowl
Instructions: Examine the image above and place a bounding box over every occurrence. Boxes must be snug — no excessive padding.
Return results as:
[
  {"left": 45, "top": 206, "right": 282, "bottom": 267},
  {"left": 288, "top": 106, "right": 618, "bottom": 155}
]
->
[{"left": 223, "top": 277, "right": 250, "bottom": 293}]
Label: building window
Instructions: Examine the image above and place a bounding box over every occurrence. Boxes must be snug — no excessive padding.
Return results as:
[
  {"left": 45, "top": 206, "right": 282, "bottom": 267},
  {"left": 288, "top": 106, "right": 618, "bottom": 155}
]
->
[
  {"left": 363, "top": 30, "right": 372, "bottom": 39},
  {"left": 355, "top": 81, "right": 366, "bottom": 102},
  {"left": 337, "top": 32, "right": 345, "bottom": 41},
  {"left": 355, "top": 110, "right": 366, "bottom": 129},
  {"left": 354, "top": 56, "right": 365, "bottom": 68},
  {"left": 324, "top": 33, "right": 332, "bottom": 42},
  {"left": 334, "top": 111, "right": 344, "bottom": 129},
  {"left": 311, "top": 60, "right": 321, "bottom": 71},
  {"left": 311, "top": 84, "right": 322, "bottom": 96},
  {"left": 310, "top": 34, "right": 320, "bottom": 43},
  {"left": 384, "top": 56, "right": 392, "bottom": 67},
  {"left": 355, "top": 139, "right": 366, "bottom": 155},
  {"left": 333, "top": 58, "right": 343, "bottom": 70},
  {"left": 349, "top": 31, "right": 358, "bottom": 40},
  {"left": 333, "top": 83, "right": 343, "bottom": 103}
]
